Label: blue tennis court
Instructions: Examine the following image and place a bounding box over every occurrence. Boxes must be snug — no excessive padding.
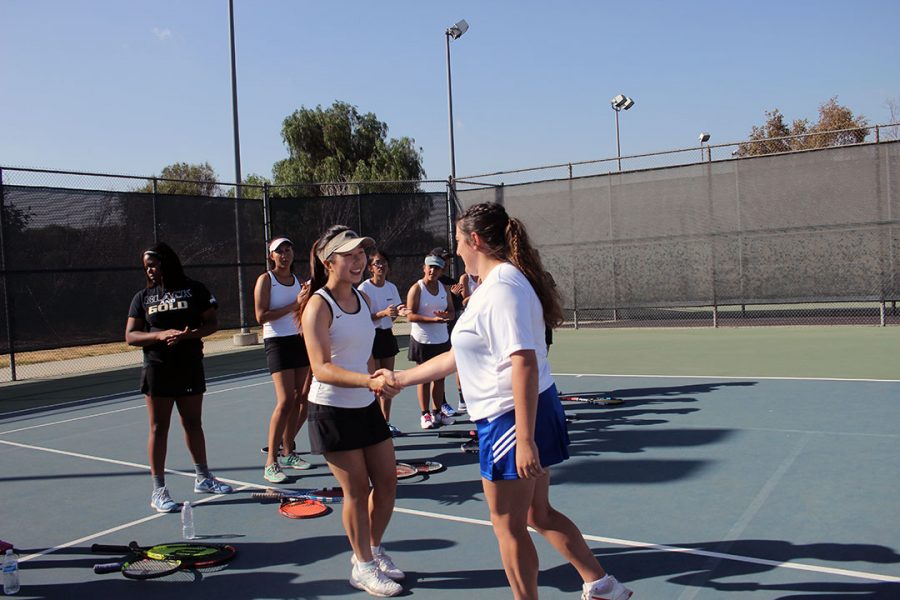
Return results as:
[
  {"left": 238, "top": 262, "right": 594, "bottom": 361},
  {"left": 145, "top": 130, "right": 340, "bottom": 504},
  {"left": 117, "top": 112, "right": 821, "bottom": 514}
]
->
[{"left": 2, "top": 339, "right": 899, "bottom": 599}]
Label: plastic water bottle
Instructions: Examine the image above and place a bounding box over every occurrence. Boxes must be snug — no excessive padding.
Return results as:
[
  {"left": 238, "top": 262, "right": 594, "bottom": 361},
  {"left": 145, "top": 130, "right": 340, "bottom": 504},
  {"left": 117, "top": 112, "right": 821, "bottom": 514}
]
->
[
  {"left": 2, "top": 548, "right": 19, "bottom": 595},
  {"left": 181, "top": 501, "right": 195, "bottom": 540}
]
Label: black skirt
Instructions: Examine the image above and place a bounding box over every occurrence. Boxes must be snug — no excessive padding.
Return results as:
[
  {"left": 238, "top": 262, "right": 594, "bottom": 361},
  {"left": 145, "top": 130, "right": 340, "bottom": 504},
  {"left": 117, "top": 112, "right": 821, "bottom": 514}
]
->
[
  {"left": 264, "top": 334, "right": 310, "bottom": 374},
  {"left": 307, "top": 400, "right": 391, "bottom": 454}
]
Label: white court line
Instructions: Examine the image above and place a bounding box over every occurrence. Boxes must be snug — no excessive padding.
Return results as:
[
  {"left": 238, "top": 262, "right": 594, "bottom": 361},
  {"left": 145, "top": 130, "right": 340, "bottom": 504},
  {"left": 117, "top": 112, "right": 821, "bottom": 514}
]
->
[
  {"left": 554, "top": 372, "right": 900, "bottom": 383},
  {"left": 0, "top": 380, "right": 272, "bottom": 436},
  {"left": 6, "top": 437, "right": 900, "bottom": 584},
  {"left": 394, "top": 508, "right": 900, "bottom": 584}
]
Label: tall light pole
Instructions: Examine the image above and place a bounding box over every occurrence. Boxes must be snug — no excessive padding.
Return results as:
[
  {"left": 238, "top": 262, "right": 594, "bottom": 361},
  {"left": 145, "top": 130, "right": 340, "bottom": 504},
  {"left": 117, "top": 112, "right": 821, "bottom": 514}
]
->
[
  {"left": 611, "top": 94, "right": 634, "bottom": 172},
  {"left": 445, "top": 18, "right": 468, "bottom": 277},
  {"left": 698, "top": 132, "right": 711, "bottom": 162},
  {"left": 228, "top": 0, "right": 253, "bottom": 344}
]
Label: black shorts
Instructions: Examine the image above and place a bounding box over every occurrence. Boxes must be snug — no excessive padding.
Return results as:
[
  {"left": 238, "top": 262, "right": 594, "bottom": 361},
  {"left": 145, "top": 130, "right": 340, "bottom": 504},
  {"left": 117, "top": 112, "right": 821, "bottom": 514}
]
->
[
  {"left": 264, "top": 334, "right": 310, "bottom": 374},
  {"left": 372, "top": 328, "right": 399, "bottom": 360},
  {"left": 307, "top": 401, "right": 391, "bottom": 454},
  {"left": 407, "top": 338, "right": 451, "bottom": 364},
  {"left": 141, "top": 360, "right": 206, "bottom": 397}
]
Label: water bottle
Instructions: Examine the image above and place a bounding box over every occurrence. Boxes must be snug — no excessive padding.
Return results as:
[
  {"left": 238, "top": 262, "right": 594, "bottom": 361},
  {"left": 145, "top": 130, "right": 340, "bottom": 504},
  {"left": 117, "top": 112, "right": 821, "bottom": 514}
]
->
[
  {"left": 2, "top": 548, "right": 19, "bottom": 595},
  {"left": 181, "top": 501, "right": 195, "bottom": 540}
]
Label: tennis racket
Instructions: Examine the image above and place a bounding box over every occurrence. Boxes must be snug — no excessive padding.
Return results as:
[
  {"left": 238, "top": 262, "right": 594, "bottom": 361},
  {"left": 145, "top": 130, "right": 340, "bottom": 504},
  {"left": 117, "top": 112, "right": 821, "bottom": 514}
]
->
[
  {"left": 91, "top": 541, "right": 237, "bottom": 570},
  {"left": 251, "top": 486, "right": 343, "bottom": 504},
  {"left": 278, "top": 498, "right": 329, "bottom": 519},
  {"left": 559, "top": 393, "right": 624, "bottom": 406},
  {"left": 93, "top": 553, "right": 182, "bottom": 579},
  {"left": 437, "top": 429, "right": 478, "bottom": 439},
  {"left": 395, "top": 462, "right": 419, "bottom": 479},
  {"left": 406, "top": 460, "right": 444, "bottom": 474}
]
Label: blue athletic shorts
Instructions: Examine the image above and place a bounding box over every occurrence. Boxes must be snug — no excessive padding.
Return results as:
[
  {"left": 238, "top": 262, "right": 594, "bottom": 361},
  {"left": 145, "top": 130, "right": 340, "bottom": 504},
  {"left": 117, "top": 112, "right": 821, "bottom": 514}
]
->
[{"left": 475, "top": 383, "right": 570, "bottom": 481}]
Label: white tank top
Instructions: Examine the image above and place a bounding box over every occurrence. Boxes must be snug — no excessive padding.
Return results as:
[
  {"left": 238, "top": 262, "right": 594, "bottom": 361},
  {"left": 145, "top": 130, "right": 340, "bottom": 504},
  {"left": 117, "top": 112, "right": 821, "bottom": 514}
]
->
[
  {"left": 308, "top": 287, "right": 377, "bottom": 409},
  {"left": 262, "top": 271, "right": 301, "bottom": 339},
  {"left": 410, "top": 280, "right": 449, "bottom": 344}
]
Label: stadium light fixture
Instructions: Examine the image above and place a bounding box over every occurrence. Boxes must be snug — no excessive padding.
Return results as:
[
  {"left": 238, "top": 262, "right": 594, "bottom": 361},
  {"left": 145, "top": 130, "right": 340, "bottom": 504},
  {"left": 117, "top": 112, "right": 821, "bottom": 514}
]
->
[
  {"left": 611, "top": 94, "right": 635, "bottom": 171},
  {"left": 698, "top": 132, "right": 711, "bottom": 161}
]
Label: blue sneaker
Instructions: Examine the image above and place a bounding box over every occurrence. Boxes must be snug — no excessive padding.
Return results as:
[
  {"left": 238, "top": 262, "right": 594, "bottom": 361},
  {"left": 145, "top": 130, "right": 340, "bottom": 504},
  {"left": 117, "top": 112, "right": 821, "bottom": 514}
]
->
[
  {"left": 150, "top": 487, "right": 179, "bottom": 513},
  {"left": 440, "top": 402, "right": 456, "bottom": 417},
  {"left": 194, "top": 474, "right": 234, "bottom": 494}
]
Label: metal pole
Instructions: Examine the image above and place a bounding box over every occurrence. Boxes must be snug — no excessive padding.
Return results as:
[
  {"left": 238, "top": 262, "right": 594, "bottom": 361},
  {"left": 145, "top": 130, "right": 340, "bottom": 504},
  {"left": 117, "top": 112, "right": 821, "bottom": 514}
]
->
[
  {"left": 0, "top": 168, "right": 16, "bottom": 381},
  {"left": 445, "top": 31, "right": 460, "bottom": 278},
  {"left": 615, "top": 108, "right": 621, "bottom": 172},
  {"left": 151, "top": 177, "right": 159, "bottom": 244},
  {"left": 228, "top": 0, "right": 249, "bottom": 337},
  {"left": 445, "top": 32, "right": 457, "bottom": 186}
]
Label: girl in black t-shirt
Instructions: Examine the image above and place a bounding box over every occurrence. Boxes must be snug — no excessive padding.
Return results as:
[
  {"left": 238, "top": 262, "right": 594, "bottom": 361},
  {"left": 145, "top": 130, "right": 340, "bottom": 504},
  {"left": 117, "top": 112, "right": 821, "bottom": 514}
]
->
[{"left": 125, "top": 243, "right": 234, "bottom": 513}]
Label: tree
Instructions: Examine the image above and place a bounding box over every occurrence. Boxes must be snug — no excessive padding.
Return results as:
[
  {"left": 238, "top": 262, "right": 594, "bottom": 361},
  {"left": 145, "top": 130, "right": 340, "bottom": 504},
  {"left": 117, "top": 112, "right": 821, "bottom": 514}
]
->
[
  {"left": 271, "top": 101, "right": 425, "bottom": 195},
  {"left": 738, "top": 97, "right": 869, "bottom": 157},
  {"left": 136, "top": 162, "right": 222, "bottom": 196}
]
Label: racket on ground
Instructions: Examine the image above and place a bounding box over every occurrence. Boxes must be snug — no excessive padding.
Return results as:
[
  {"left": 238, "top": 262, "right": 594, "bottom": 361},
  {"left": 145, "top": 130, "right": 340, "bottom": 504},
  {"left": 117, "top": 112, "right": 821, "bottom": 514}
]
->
[
  {"left": 278, "top": 498, "right": 329, "bottom": 519},
  {"left": 559, "top": 393, "right": 624, "bottom": 406},
  {"left": 406, "top": 460, "right": 444, "bottom": 474},
  {"left": 93, "top": 553, "right": 182, "bottom": 579},
  {"left": 92, "top": 541, "right": 237, "bottom": 570},
  {"left": 251, "top": 486, "right": 343, "bottom": 504},
  {"left": 461, "top": 438, "right": 479, "bottom": 454},
  {"left": 395, "top": 462, "right": 419, "bottom": 479},
  {"left": 437, "top": 429, "right": 478, "bottom": 439}
]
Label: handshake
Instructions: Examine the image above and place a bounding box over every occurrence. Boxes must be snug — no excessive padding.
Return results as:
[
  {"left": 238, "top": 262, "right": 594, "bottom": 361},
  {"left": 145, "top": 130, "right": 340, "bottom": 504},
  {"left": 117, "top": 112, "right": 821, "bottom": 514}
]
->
[{"left": 367, "top": 368, "right": 405, "bottom": 400}]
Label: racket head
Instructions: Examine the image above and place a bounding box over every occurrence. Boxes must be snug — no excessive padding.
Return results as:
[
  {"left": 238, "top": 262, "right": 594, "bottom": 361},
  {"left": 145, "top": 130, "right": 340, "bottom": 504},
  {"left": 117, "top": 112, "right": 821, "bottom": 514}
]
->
[
  {"left": 395, "top": 462, "right": 418, "bottom": 479},
  {"left": 461, "top": 439, "right": 479, "bottom": 454},
  {"left": 141, "top": 542, "right": 237, "bottom": 569},
  {"left": 120, "top": 557, "right": 182, "bottom": 580},
  {"left": 279, "top": 498, "right": 328, "bottom": 519}
]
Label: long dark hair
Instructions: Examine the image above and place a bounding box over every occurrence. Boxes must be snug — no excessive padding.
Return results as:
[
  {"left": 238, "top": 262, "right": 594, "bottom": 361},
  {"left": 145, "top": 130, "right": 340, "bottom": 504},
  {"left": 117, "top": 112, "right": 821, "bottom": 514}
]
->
[
  {"left": 296, "top": 224, "right": 352, "bottom": 320},
  {"left": 457, "top": 203, "right": 563, "bottom": 328},
  {"left": 142, "top": 242, "right": 187, "bottom": 289}
]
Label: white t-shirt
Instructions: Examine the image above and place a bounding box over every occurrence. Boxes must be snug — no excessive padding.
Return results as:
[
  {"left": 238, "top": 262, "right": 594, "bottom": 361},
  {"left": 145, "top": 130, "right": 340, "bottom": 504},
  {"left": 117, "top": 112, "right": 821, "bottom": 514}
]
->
[
  {"left": 308, "top": 287, "right": 377, "bottom": 409},
  {"left": 410, "top": 280, "right": 449, "bottom": 344},
  {"left": 263, "top": 271, "right": 301, "bottom": 339},
  {"left": 358, "top": 279, "right": 401, "bottom": 330},
  {"left": 450, "top": 262, "right": 554, "bottom": 422}
]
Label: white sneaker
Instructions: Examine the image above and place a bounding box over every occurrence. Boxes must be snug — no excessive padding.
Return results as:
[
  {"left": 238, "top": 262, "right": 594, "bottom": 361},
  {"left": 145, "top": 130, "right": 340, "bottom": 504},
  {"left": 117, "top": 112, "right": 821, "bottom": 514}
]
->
[
  {"left": 350, "top": 561, "right": 402, "bottom": 597},
  {"left": 582, "top": 575, "right": 633, "bottom": 600},
  {"left": 456, "top": 399, "right": 467, "bottom": 414},
  {"left": 432, "top": 411, "right": 455, "bottom": 427},
  {"left": 420, "top": 413, "right": 434, "bottom": 429},
  {"left": 351, "top": 550, "right": 405, "bottom": 581}
]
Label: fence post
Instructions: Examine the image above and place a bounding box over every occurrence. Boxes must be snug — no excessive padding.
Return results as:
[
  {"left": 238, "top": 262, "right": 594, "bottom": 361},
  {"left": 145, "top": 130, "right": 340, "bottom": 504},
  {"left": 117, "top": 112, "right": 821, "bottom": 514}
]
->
[
  {"left": 0, "top": 167, "right": 16, "bottom": 381},
  {"left": 262, "top": 183, "right": 271, "bottom": 242},
  {"left": 880, "top": 301, "right": 886, "bottom": 327},
  {"left": 151, "top": 177, "right": 159, "bottom": 243}
]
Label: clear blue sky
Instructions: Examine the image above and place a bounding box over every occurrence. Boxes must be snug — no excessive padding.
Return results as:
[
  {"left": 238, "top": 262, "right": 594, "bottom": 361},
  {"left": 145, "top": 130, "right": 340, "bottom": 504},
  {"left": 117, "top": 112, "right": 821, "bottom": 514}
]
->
[{"left": 2, "top": 0, "right": 898, "bottom": 184}]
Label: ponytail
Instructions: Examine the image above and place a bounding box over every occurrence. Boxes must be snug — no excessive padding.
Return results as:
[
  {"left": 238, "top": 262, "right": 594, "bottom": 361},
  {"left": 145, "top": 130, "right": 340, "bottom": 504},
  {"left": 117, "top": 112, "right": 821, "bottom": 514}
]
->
[
  {"left": 295, "top": 225, "right": 350, "bottom": 325},
  {"left": 505, "top": 218, "right": 564, "bottom": 328}
]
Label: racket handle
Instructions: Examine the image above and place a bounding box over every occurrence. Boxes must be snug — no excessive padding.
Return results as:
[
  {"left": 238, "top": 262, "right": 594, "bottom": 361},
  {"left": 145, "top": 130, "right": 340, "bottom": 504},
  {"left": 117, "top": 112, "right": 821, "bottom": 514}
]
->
[
  {"left": 93, "top": 561, "right": 123, "bottom": 574},
  {"left": 91, "top": 543, "right": 132, "bottom": 554},
  {"left": 437, "top": 430, "right": 477, "bottom": 438}
]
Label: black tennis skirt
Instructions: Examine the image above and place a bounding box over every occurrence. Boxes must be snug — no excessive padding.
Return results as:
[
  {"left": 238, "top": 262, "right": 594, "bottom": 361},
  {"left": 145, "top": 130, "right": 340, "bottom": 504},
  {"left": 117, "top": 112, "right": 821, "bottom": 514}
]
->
[
  {"left": 407, "top": 338, "right": 451, "bottom": 364},
  {"left": 264, "top": 334, "right": 310, "bottom": 374},
  {"left": 372, "top": 328, "right": 400, "bottom": 359},
  {"left": 307, "top": 400, "right": 391, "bottom": 454},
  {"left": 141, "top": 360, "right": 206, "bottom": 397}
]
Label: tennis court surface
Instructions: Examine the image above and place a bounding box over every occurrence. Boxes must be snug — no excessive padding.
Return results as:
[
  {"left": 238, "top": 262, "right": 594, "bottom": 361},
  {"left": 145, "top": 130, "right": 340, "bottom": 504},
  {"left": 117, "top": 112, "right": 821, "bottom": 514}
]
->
[{"left": 1, "top": 328, "right": 899, "bottom": 599}]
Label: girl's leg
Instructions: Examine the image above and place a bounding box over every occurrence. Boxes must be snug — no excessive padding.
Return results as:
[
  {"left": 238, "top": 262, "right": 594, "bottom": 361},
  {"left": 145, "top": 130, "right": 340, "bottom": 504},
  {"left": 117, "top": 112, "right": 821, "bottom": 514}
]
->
[
  {"left": 325, "top": 448, "right": 377, "bottom": 562},
  {"left": 375, "top": 357, "right": 395, "bottom": 422},
  {"left": 362, "top": 438, "right": 397, "bottom": 547},
  {"left": 431, "top": 378, "right": 446, "bottom": 412},
  {"left": 145, "top": 395, "right": 175, "bottom": 476},
  {"left": 174, "top": 393, "right": 207, "bottom": 466},
  {"left": 527, "top": 471, "right": 605, "bottom": 583},
  {"left": 482, "top": 477, "right": 540, "bottom": 600},
  {"left": 267, "top": 369, "right": 296, "bottom": 465}
]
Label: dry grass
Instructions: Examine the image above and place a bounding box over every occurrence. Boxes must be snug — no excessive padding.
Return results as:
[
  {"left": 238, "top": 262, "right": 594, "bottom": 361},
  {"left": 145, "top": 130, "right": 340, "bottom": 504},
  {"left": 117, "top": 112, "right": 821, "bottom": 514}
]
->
[{"left": 0, "top": 328, "right": 262, "bottom": 368}]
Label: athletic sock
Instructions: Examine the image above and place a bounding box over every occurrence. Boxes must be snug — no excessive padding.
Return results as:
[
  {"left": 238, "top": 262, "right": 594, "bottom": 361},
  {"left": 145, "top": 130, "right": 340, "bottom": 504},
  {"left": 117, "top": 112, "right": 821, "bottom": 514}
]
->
[
  {"left": 194, "top": 463, "right": 211, "bottom": 479},
  {"left": 152, "top": 474, "right": 166, "bottom": 490}
]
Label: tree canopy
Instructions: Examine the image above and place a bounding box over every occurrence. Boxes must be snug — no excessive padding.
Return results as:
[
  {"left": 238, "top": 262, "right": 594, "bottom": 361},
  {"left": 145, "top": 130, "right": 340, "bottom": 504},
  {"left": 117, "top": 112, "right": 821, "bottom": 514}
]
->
[
  {"left": 738, "top": 98, "right": 869, "bottom": 156},
  {"left": 263, "top": 101, "right": 425, "bottom": 196},
  {"left": 137, "top": 162, "right": 221, "bottom": 196}
]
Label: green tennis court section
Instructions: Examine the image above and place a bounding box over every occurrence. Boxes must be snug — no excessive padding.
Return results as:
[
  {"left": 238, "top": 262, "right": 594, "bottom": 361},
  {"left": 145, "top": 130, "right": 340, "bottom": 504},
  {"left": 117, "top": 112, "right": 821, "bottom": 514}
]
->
[{"left": 1, "top": 327, "right": 899, "bottom": 598}]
